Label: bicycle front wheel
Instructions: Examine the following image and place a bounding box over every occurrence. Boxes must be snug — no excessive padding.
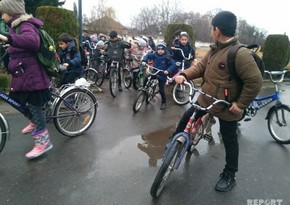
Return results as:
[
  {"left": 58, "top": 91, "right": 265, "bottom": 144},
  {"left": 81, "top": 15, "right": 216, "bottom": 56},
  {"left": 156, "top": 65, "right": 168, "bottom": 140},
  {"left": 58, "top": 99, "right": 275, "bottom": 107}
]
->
[
  {"left": 0, "top": 117, "right": 8, "bottom": 154},
  {"left": 84, "top": 68, "right": 98, "bottom": 85},
  {"left": 150, "top": 140, "right": 183, "bottom": 198},
  {"left": 96, "top": 63, "right": 106, "bottom": 86},
  {"left": 267, "top": 105, "right": 290, "bottom": 144},
  {"left": 109, "top": 68, "right": 119, "bottom": 97},
  {"left": 53, "top": 88, "right": 97, "bottom": 137},
  {"left": 123, "top": 68, "right": 132, "bottom": 89},
  {"left": 172, "top": 80, "right": 195, "bottom": 105},
  {"left": 132, "top": 91, "right": 146, "bottom": 113}
]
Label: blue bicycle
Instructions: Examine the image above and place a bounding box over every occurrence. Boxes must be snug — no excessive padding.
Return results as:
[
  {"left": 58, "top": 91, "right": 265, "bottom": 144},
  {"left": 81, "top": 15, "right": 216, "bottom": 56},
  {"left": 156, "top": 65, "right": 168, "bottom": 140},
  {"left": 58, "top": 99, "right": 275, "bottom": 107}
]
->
[{"left": 240, "top": 70, "right": 290, "bottom": 144}]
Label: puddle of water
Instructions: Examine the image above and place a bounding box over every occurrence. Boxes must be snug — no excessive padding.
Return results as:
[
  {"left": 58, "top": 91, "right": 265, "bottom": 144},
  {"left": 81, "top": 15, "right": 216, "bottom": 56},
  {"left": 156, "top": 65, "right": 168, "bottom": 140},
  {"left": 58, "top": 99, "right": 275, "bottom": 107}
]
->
[{"left": 90, "top": 123, "right": 223, "bottom": 178}]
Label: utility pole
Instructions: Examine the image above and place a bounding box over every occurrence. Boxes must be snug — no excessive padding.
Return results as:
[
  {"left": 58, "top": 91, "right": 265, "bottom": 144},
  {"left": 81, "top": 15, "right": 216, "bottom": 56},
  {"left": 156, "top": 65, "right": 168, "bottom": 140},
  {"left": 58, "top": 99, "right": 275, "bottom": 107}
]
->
[{"left": 78, "top": 0, "right": 82, "bottom": 43}]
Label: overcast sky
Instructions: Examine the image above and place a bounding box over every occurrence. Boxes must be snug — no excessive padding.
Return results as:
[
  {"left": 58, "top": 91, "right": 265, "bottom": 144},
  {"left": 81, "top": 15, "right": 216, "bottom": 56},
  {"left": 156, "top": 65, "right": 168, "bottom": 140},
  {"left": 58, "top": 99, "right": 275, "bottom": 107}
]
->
[{"left": 63, "top": 0, "right": 289, "bottom": 36}]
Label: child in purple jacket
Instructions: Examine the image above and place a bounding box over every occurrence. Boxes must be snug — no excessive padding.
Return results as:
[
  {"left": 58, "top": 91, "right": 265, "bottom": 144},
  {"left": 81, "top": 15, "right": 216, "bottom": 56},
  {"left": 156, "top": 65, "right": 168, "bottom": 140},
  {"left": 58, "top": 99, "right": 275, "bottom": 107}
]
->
[{"left": 0, "top": 0, "right": 53, "bottom": 159}]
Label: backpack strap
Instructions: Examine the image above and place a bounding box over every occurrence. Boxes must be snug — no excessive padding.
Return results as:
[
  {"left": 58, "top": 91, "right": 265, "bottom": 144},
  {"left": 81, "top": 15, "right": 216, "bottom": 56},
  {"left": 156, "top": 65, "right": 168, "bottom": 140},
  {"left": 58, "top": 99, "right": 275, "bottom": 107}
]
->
[{"left": 227, "top": 43, "right": 245, "bottom": 82}]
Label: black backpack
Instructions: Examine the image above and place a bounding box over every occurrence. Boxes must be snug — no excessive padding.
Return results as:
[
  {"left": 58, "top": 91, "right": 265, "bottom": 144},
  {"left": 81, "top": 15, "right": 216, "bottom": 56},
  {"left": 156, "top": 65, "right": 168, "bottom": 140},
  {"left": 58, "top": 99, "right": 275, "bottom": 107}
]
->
[
  {"left": 107, "top": 41, "right": 124, "bottom": 62},
  {"left": 227, "top": 43, "right": 265, "bottom": 85}
]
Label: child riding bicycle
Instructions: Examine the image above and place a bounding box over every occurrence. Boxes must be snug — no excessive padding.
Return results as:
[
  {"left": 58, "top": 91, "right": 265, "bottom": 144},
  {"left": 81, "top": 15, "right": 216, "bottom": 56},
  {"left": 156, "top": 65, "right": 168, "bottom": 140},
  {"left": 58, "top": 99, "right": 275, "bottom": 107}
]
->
[{"left": 142, "top": 41, "right": 176, "bottom": 110}]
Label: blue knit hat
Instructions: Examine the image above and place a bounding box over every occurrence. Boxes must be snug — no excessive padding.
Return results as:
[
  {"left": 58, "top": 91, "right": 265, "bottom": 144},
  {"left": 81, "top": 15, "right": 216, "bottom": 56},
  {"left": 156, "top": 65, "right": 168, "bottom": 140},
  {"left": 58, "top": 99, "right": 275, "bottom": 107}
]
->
[{"left": 156, "top": 41, "right": 167, "bottom": 50}]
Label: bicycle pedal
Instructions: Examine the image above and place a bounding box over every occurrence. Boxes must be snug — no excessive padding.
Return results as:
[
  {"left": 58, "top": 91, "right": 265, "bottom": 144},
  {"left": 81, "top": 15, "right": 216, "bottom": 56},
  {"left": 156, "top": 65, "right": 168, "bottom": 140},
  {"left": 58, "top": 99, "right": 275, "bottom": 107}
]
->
[
  {"left": 203, "top": 133, "right": 213, "bottom": 142},
  {"left": 244, "top": 118, "right": 251, "bottom": 122}
]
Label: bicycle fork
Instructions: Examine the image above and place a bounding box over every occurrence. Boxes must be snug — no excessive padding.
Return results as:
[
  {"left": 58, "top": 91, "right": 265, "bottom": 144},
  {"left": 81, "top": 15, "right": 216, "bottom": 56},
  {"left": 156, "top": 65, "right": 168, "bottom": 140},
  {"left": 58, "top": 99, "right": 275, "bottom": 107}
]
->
[{"left": 164, "top": 132, "right": 190, "bottom": 170}]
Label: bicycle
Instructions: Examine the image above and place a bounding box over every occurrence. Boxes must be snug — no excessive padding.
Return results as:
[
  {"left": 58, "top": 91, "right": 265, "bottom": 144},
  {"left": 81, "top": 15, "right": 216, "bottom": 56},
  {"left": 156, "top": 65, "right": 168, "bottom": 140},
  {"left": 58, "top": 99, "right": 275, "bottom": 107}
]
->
[
  {"left": 0, "top": 78, "right": 98, "bottom": 154},
  {"left": 150, "top": 81, "right": 230, "bottom": 198},
  {"left": 82, "top": 40, "right": 108, "bottom": 87},
  {"left": 108, "top": 60, "right": 122, "bottom": 97},
  {"left": 123, "top": 54, "right": 145, "bottom": 90},
  {"left": 239, "top": 69, "right": 290, "bottom": 144},
  {"left": 170, "top": 47, "right": 196, "bottom": 105},
  {"left": 132, "top": 64, "right": 163, "bottom": 113}
]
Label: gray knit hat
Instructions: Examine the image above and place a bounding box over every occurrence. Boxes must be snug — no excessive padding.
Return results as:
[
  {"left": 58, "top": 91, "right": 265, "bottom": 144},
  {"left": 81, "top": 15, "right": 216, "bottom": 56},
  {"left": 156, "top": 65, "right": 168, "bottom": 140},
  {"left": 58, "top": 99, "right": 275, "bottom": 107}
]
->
[{"left": 0, "top": 0, "right": 26, "bottom": 16}]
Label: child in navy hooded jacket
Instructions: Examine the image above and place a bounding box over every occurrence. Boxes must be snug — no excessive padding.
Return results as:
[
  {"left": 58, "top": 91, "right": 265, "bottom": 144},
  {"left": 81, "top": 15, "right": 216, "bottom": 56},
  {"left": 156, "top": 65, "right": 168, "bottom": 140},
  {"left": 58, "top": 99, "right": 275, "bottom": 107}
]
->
[{"left": 142, "top": 41, "right": 176, "bottom": 110}]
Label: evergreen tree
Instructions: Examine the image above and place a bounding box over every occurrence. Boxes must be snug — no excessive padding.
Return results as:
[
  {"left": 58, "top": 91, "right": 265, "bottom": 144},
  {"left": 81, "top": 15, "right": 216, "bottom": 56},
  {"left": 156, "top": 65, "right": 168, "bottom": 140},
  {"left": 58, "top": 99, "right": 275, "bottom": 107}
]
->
[{"left": 25, "top": 0, "right": 65, "bottom": 16}]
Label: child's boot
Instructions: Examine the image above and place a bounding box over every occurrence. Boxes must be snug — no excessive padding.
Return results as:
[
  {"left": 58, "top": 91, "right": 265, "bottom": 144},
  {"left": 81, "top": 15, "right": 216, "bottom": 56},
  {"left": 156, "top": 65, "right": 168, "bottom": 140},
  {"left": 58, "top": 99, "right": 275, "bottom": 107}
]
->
[{"left": 25, "top": 129, "right": 53, "bottom": 159}]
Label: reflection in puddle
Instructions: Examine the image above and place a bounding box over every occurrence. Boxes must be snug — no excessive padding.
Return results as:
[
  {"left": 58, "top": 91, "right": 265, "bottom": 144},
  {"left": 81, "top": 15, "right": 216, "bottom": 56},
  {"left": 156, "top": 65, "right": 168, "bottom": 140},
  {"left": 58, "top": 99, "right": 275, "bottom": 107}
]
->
[
  {"left": 138, "top": 126, "right": 174, "bottom": 167},
  {"left": 92, "top": 122, "right": 222, "bottom": 178},
  {"left": 138, "top": 123, "right": 222, "bottom": 167}
]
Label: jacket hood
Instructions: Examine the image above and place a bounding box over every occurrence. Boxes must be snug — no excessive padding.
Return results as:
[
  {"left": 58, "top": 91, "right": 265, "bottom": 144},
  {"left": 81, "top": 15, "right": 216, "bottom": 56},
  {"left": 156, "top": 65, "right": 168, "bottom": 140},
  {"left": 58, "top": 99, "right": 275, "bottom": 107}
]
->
[{"left": 10, "top": 14, "right": 43, "bottom": 28}]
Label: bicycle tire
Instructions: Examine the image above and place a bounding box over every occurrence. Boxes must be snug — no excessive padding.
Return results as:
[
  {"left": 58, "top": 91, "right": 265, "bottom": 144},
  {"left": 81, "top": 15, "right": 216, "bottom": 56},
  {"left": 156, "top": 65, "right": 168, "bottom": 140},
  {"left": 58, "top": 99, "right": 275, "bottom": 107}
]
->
[
  {"left": 84, "top": 68, "right": 98, "bottom": 85},
  {"left": 172, "top": 80, "right": 195, "bottom": 105},
  {"left": 53, "top": 88, "right": 97, "bottom": 137},
  {"left": 0, "top": 118, "right": 8, "bottom": 154},
  {"left": 109, "top": 68, "right": 119, "bottom": 97},
  {"left": 150, "top": 140, "right": 183, "bottom": 198},
  {"left": 123, "top": 68, "right": 132, "bottom": 89},
  {"left": 146, "top": 80, "right": 157, "bottom": 104},
  {"left": 132, "top": 91, "right": 146, "bottom": 113},
  {"left": 267, "top": 105, "right": 290, "bottom": 144},
  {"left": 96, "top": 63, "right": 106, "bottom": 86}
]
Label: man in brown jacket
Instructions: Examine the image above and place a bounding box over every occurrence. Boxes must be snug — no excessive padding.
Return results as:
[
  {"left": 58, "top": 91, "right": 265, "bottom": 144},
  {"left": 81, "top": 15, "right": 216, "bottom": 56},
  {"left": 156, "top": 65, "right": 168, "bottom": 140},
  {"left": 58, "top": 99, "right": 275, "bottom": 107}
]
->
[{"left": 174, "top": 11, "right": 263, "bottom": 192}]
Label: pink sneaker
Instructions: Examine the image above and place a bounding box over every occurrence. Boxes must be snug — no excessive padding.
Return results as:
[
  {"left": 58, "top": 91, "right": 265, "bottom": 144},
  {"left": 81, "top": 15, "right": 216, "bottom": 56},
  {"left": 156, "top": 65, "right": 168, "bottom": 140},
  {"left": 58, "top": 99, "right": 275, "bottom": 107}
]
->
[
  {"left": 25, "top": 141, "right": 53, "bottom": 160},
  {"left": 22, "top": 122, "right": 35, "bottom": 134}
]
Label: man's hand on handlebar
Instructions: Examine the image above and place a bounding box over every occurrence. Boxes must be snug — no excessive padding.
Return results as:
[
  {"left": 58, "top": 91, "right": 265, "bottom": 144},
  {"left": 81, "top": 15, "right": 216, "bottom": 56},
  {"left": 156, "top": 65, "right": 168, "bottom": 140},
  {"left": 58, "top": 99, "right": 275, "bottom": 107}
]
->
[{"left": 175, "top": 75, "right": 186, "bottom": 84}]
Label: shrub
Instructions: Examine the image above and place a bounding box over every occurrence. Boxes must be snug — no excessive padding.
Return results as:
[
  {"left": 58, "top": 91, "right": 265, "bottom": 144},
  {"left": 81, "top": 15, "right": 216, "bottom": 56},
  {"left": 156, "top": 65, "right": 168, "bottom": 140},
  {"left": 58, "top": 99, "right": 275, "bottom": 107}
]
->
[
  {"left": 262, "top": 34, "right": 290, "bottom": 71},
  {"left": 35, "top": 6, "right": 79, "bottom": 50},
  {"left": 0, "top": 71, "right": 11, "bottom": 92}
]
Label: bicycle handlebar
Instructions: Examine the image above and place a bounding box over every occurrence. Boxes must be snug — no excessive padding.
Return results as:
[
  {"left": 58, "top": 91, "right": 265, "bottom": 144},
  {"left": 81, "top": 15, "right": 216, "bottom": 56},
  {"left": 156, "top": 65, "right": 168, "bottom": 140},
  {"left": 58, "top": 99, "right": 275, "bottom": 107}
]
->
[
  {"left": 83, "top": 40, "right": 97, "bottom": 50},
  {"left": 171, "top": 47, "right": 192, "bottom": 61},
  {"left": 142, "top": 63, "right": 164, "bottom": 76},
  {"left": 265, "top": 70, "right": 290, "bottom": 84},
  {"left": 183, "top": 81, "right": 231, "bottom": 111}
]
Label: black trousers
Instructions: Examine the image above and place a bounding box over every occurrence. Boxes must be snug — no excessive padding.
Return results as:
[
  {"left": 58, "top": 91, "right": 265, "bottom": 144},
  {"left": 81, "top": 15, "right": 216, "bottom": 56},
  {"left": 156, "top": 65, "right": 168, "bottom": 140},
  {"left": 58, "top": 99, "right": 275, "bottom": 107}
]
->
[{"left": 174, "top": 105, "right": 239, "bottom": 173}]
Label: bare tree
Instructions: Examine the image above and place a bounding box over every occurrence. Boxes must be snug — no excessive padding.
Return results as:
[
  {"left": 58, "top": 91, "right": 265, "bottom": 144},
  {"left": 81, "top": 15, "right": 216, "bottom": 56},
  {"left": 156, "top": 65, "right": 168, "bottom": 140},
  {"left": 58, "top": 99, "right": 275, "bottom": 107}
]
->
[{"left": 131, "top": 0, "right": 182, "bottom": 36}]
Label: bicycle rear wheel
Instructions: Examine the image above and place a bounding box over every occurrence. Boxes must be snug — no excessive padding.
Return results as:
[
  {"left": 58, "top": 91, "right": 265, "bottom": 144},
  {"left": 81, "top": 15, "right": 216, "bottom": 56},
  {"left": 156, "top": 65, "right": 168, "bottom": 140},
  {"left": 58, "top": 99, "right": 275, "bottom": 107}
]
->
[
  {"left": 53, "top": 88, "right": 97, "bottom": 137},
  {"left": 0, "top": 117, "right": 8, "bottom": 154},
  {"left": 83, "top": 68, "right": 98, "bottom": 85},
  {"left": 109, "top": 68, "right": 119, "bottom": 97},
  {"left": 150, "top": 139, "right": 183, "bottom": 198},
  {"left": 132, "top": 91, "right": 146, "bottom": 113},
  {"left": 123, "top": 68, "right": 132, "bottom": 89},
  {"left": 267, "top": 105, "right": 290, "bottom": 144}
]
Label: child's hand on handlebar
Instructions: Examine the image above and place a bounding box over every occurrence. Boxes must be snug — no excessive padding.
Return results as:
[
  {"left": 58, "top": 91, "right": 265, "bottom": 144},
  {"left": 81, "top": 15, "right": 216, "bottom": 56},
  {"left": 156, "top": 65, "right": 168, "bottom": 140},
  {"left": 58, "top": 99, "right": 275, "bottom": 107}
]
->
[
  {"left": 229, "top": 102, "right": 242, "bottom": 115},
  {"left": 164, "top": 70, "right": 169, "bottom": 75},
  {"left": 175, "top": 75, "right": 186, "bottom": 84}
]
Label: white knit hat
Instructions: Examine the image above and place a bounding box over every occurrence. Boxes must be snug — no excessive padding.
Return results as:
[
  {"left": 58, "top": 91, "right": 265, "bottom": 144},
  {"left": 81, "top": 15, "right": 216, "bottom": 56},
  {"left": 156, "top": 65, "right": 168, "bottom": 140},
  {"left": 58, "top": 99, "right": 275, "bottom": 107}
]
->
[{"left": 0, "top": 0, "right": 26, "bottom": 16}]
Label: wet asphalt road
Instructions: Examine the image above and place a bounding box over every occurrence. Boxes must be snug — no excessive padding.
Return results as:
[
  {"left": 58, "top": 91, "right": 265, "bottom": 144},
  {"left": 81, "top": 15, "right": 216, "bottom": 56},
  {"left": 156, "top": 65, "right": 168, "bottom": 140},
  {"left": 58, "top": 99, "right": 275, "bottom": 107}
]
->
[{"left": 1, "top": 81, "right": 290, "bottom": 205}]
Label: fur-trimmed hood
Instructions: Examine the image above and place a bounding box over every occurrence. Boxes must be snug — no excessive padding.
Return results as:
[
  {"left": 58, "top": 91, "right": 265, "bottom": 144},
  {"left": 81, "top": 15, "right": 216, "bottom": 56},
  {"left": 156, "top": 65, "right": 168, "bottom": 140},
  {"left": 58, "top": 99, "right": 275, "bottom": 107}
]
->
[{"left": 9, "top": 14, "right": 43, "bottom": 29}]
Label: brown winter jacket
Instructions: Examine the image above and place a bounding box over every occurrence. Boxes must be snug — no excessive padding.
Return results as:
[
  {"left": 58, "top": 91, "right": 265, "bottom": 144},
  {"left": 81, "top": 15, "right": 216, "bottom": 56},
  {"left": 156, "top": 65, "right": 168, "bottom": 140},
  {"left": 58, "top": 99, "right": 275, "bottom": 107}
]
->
[{"left": 183, "top": 36, "right": 263, "bottom": 121}]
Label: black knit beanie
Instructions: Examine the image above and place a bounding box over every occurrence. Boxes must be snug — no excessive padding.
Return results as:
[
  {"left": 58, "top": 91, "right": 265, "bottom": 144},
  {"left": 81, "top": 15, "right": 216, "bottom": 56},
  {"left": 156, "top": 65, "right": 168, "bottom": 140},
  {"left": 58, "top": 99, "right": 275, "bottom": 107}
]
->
[{"left": 211, "top": 11, "right": 237, "bottom": 37}]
